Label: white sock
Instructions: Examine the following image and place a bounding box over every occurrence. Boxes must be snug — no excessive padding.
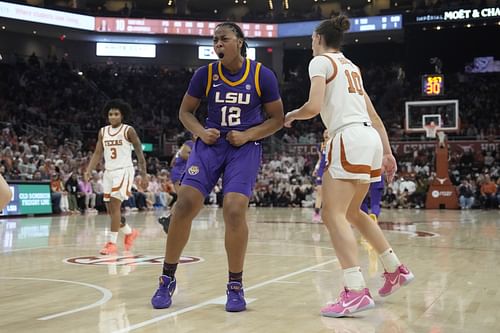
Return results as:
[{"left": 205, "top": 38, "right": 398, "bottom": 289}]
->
[
  {"left": 108, "top": 231, "right": 118, "bottom": 244},
  {"left": 379, "top": 248, "right": 401, "bottom": 273},
  {"left": 120, "top": 223, "right": 132, "bottom": 235},
  {"left": 343, "top": 266, "right": 366, "bottom": 291}
]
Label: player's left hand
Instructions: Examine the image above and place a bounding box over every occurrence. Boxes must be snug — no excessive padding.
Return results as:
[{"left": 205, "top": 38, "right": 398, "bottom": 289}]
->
[
  {"left": 227, "top": 130, "right": 250, "bottom": 147},
  {"left": 284, "top": 111, "right": 297, "bottom": 128}
]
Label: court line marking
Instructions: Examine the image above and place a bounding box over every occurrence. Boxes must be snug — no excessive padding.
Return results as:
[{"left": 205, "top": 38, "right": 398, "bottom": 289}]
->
[
  {"left": 309, "top": 269, "right": 332, "bottom": 273},
  {"left": 0, "top": 243, "right": 80, "bottom": 254},
  {"left": 112, "top": 258, "right": 338, "bottom": 333},
  {"left": 0, "top": 277, "right": 112, "bottom": 320},
  {"left": 271, "top": 281, "right": 300, "bottom": 284}
]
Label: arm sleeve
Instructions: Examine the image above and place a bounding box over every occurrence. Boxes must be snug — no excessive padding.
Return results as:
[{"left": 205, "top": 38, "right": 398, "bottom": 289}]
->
[
  {"left": 186, "top": 66, "right": 209, "bottom": 98},
  {"left": 308, "top": 56, "right": 333, "bottom": 80},
  {"left": 258, "top": 65, "right": 281, "bottom": 104}
]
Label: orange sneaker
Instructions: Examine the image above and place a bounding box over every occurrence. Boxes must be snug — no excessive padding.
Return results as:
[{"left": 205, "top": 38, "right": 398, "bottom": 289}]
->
[
  {"left": 124, "top": 229, "right": 139, "bottom": 251},
  {"left": 100, "top": 242, "right": 117, "bottom": 255}
]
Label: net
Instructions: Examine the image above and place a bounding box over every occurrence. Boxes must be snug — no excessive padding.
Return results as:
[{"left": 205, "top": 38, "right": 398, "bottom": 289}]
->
[{"left": 424, "top": 124, "right": 438, "bottom": 138}]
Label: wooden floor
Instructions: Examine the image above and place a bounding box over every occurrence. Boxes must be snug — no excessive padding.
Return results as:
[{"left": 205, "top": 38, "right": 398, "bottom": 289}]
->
[{"left": 1, "top": 207, "right": 499, "bottom": 333}]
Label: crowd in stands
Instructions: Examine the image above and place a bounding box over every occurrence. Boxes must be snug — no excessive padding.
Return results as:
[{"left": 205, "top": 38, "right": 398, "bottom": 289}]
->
[{"left": 1, "top": 53, "right": 499, "bottom": 214}]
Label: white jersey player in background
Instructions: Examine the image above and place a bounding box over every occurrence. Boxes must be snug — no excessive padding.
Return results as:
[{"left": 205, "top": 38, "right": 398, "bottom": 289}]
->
[
  {"left": 85, "top": 99, "right": 148, "bottom": 255},
  {"left": 284, "top": 14, "right": 414, "bottom": 317}
]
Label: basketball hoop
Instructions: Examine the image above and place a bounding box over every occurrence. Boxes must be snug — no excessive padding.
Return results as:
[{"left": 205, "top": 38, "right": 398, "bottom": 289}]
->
[{"left": 424, "top": 123, "right": 438, "bottom": 138}]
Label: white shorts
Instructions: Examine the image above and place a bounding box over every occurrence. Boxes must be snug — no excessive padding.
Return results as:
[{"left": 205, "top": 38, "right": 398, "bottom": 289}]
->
[
  {"left": 326, "top": 124, "right": 382, "bottom": 183},
  {"left": 103, "top": 166, "right": 135, "bottom": 202}
]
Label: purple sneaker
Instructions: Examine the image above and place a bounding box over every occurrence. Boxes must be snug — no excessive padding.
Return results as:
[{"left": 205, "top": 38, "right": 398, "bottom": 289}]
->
[
  {"left": 151, "top": 275, "right": 176, "bottom": 309},
  {"left": 225, "top": 282, "right": 246, "bottom": 312}
]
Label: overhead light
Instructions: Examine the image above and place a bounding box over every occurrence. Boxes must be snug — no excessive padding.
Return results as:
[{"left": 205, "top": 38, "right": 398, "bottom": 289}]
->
[
  {"left": 33, "top": 30, "right": 37, "bottom": 34},
  {"left": 284, "top": 0, "right": 289, "bottom": 10},
  {"left": 466, "top": 23, "right": 472, "bottom": 28},
  {"left": 1, "top": 26, "right": 5, "bottom": 30},
  {"left": 436, "top": 26, "right": 441, "bottom": 30},
  {"left": 77, "top": 71, "right": 83, "bottom": 76},
  {"left": 243, "top": 0, "right": 247, "bottom": 3},
  {"left": 394, "top": 2, "right": 398, "bottom": 6},
  {"left": 234, "top": 0, "right": 238, "bottom": 3},
  {"left": 387, "top": 36, "right": 391, "bottom": 40},
  {"left": 296, "top": 42, "right": 301, "bottom": 46},
  {"left": 347, "top": 6, "right": 351, "bottom": 10},
  {"left": 355, "top": 38, "right": 359, "bottom": 43},
  {"left": 268, "top": 0, "right": 273, "bottom": 10}
]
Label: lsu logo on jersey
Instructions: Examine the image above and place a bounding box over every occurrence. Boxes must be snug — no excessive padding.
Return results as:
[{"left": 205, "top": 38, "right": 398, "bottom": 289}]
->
[
  {"left": 215, "top": 92, "right": 251, "bottom": 105},
  {"left": 188, "top": 165, "right": 200, "bottom": 176}
]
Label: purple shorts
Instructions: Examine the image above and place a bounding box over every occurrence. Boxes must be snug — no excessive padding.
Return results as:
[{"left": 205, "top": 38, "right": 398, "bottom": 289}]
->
[
  {"left": 170, "top": 165, "right": 184, "bottom": 183},
  {"left": 181, "top": 137, "right": 262, "bottom": 198}
]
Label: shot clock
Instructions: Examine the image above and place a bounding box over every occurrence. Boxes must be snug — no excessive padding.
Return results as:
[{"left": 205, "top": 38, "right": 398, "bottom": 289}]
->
[{"left": 422, "top": 74, "right": 444, "bottom": 96}]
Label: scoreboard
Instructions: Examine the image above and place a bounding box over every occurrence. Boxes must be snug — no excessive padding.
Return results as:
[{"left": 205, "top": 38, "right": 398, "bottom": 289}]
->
[{"left": 422, "top": 74, "right": 444, "bottom": 96}]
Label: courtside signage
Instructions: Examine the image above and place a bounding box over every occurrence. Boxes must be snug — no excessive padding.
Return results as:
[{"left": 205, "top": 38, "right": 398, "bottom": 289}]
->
[
  {"left": 1, "top": 183, "right": 52, "bottom": 216},
  {"left": 415, "top": 7, "right": 500, "bottom": 23}
]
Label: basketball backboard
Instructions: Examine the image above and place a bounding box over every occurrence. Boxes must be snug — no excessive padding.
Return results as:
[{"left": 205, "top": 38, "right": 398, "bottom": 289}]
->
[{"left": 405, "top": 100, "right": 459, "bottom": 133}]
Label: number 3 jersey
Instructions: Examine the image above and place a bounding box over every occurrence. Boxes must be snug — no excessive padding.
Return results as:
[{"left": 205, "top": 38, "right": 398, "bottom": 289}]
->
[
  {"left": 308, "top": 52, "right": 371, "bottom": 135},
  {"left": 101, "top": 124, "right": 134, "bottom": 171},
  {"left": 186, "top": 58, "right": 281, "bottom": 133}
]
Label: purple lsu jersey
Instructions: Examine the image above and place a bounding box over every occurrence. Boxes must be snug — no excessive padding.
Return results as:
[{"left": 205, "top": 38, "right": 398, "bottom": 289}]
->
[
  {"left": 181, "top": 58, "right": 281, "bottom": 197},
  {"left": 170, "top": 140, "right": 194, "bottom": 183},
  {"left": 187, "top": 58, "right": 280, "bottom": 132}
]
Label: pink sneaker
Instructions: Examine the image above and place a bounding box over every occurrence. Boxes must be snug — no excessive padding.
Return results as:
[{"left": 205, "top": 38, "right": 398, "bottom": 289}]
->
[
  {"left": 378, "top": 264, "right": 414, "bottom": 297},
  {"left": 124, "top": 229, "right": 139, "bottom": 251},
  {"left": 320, "top": 288, "right": 375, "bottom": 318},
  {"left": 312, "top": 211, "right": 321, "bottom": 222}
]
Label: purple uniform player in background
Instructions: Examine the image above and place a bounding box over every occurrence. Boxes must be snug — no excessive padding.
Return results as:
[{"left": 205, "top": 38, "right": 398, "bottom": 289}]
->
[
  {"left": 157, "top": 135, "right": 196, "bottom": 234},
  {"left": 361, "top": 174, "right": 384, "bottom": 222},
  {"left": 152, "top": 22, "right": 284, "bottom": 312},
  {"left": 170, "top": 137, "right": 195, "bottom": 187},
  {"left": 312, "top": 129, "right": 329, "bottom": 222}
]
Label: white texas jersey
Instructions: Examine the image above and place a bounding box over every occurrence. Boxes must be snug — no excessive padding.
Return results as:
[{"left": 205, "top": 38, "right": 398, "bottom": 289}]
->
[
  {"left": 101, "top": 124, "right": 133, "bottom": 171},
  {"left": 308, "top": 52, "right": 370, "bottom": 135}
]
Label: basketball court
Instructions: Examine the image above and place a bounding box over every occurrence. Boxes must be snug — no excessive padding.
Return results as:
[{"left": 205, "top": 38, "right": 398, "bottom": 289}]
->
[{"left": 1, "top": 207, "right": 499, "bottom": 333}]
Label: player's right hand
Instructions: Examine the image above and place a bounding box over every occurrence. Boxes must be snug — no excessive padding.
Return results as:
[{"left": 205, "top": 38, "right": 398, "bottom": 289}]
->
[
  {"left": 200, "top": 128, "right": 220, "bottom": 145},
  {"left": 382, "top": 154, "right": 397, "bottom": 183}
]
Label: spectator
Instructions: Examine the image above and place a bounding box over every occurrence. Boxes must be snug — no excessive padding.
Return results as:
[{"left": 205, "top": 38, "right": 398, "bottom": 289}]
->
[{"left": 457, "top": 179, "right": 474, "bottom": 209}]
